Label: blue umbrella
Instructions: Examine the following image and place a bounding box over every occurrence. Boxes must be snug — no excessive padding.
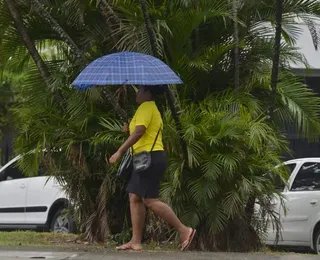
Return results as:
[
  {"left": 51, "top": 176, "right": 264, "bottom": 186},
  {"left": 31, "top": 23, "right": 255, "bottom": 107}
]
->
[
  {"left": 72, "top": 52, "right": 183, "bottom": 89},
  {"left": 72, "top": 51, "right": 187, "bottom": 160}
]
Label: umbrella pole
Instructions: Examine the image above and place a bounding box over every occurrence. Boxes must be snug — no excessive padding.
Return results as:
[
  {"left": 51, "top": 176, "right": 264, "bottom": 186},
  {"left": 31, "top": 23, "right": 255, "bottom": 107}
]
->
[{"left": 165, "top": 86, "right": 188, "bottom": 163}]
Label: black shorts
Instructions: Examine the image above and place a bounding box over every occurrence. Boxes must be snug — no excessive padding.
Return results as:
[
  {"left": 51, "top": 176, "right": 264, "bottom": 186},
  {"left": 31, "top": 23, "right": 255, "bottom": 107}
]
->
[{"left": 127, "top": 151, "right": 167, "bottom": 199}]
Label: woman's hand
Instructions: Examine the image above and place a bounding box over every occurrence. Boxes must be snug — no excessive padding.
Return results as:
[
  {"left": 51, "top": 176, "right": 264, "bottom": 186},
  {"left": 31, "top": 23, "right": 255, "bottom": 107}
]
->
[
  {"left": 109, "top": 125, "right": 145, "bottom": 165},
  {"left": 109, "top": 150, "right": 123, "bottom": 164}
]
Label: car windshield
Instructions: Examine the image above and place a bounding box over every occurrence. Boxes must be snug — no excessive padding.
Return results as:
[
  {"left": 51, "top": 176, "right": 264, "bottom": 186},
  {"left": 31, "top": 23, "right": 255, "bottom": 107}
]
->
[{"left": 266, "top": 163, "right": 296, "bottom": 191}]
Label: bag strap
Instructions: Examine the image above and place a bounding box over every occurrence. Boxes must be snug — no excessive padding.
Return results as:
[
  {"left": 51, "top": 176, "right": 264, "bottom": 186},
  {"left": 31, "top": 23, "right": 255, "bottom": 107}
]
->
[
  {"left": 150, "top": 125, "right": 162, "bottom": 152},
  {"left": 130, "top": 125, "right": 162, "bottom": 154}
]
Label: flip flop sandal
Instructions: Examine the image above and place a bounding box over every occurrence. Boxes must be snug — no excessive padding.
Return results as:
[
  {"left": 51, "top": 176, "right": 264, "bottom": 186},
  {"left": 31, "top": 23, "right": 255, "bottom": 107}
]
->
[
  {"left": 116, "top": 244, "right": 142, "bottom": 251},
  {"left": 181, "top": 228, "right": 196, "bottom": 251}
]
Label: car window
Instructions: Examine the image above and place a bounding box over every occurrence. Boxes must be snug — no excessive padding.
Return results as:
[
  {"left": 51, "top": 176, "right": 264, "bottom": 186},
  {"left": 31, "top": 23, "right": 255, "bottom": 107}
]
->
[
  {"left": 291, "top": 162, "right": 320, "bottom": 191},
  {"left": 274, "top": 163, "right": 296, "bottom": 191},
  {"left": 0, "top": 162, "right": 25, "bottom": 181}
]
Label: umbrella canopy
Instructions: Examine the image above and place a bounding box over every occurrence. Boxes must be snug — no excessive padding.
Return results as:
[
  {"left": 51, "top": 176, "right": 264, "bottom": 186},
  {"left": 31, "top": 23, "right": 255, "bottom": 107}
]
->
[{"left": 72, "top": 52, "right": 183, "bottom": 89}]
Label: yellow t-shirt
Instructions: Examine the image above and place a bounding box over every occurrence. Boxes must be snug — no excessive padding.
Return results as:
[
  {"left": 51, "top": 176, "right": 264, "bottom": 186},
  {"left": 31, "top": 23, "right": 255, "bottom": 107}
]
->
[{"left": 129, "top": 101, "right": 164, "bottom": 154}]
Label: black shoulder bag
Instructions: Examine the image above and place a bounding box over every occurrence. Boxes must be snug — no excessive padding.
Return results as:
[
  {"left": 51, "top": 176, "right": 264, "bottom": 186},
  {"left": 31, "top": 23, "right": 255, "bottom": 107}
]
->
[
  {"left": 132, "top": 127, "right": 161, "bottom": 173},
  {"left": 116, "top": 148, "right": 133, "bottom": 180},
  {"left": 116, "top": 127, "right": 161, "bottom": 179}
]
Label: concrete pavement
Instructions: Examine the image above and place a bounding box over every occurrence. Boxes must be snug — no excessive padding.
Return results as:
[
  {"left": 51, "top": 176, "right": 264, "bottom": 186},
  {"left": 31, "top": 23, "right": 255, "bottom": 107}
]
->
[{"left": 0, "top": 250, "right": 319, "bottom": 260}]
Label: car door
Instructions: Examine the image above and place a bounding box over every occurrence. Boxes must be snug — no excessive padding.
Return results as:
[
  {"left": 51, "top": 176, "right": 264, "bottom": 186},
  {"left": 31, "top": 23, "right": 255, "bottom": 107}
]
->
[
  {"left": 266, "top": 162, "right": 297, "bottom": 243},
  {"left": 0, "top": 159, "right": 28, "bottom": 224},
  {"left": 25, "top": 164, "right": 64, "bottom": 224},
  {"left": 280, "top": 160, "right": 320, "bottom": 244}
]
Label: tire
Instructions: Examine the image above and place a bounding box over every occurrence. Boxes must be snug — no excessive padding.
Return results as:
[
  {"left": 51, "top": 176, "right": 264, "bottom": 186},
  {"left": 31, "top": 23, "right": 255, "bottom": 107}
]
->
[
  {"left": 50, "top": 208, "right": 76, "bottom": 233},
  {"left": 314, "top": 230, "right": 320, "bottom": 255}
]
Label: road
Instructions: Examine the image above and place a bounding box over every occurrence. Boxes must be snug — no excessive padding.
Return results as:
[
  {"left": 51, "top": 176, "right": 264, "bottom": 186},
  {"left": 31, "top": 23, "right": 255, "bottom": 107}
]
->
[{"left": 0, "top": 250, "right": 319, "bottom": 260}]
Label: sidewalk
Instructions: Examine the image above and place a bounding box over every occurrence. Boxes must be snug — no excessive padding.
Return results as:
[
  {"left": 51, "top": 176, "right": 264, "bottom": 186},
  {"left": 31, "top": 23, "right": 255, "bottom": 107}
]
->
[{"left": 0, "top": 250, "right": 319, "bottom": 260}]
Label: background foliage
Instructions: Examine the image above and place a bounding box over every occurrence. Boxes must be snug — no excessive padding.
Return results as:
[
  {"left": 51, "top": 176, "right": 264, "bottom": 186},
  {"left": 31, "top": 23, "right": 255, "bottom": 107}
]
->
[{"left": 1, "top": 0, "right": 320, "bottom": 251}]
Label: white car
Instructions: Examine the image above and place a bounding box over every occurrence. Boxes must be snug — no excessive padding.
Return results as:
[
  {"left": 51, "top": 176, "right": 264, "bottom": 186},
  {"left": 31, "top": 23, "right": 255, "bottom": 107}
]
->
[
  {"left": 0, "top": 155, "right": 75, "bottom": 233},
  {"left": 266, "top": 158, "right": 320, "bottom": 254}
]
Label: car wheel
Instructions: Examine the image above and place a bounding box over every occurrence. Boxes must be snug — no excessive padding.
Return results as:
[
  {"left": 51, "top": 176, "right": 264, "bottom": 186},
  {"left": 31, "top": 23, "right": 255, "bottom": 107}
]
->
[
  {"left": 50, "top": 208, "right": 75, "bottom": 233},
  {"left": 314, "top": 230, "right": 320, "bottom": 255}
]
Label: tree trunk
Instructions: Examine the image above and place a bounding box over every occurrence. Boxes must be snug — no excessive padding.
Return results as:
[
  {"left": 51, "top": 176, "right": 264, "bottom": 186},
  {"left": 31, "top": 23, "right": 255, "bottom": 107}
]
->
[
  {"left": 270, "top": 0, "right": 283, "bottom": 117},
  {"left": 98, "top": 0, "right": 120, "bottom": 48},
  {"left": 138, "top": 0, "right": 188, "bottom": 161},
  {"left": 32, "top": 0, "right": 127, "bottom": 121},
  {"left": 165, "top": 87, "right": 188, "bottom": 162},
  {"left": 245, "top": 195, "right": 256, "bottom": 225},
  {"left": 138, "top": 0, "right": 158, "bottom": 57},
  {"left": 99, "top": 0, "right": 121, "bottom": 26},
  {"left": 232, "top": 0, "right": 240, "bottom": 89},
  {"left": 4, "top": 0, "right": 50, "bottom": 85},
  {"left": 6, "top": 0, "right": 126, "bottom": 124},
  {"left": 102, "top": 88, "right": 127, "bottom": 122},
  {"left": 31, "top": 0, "right": 87, "bottom": 63}
]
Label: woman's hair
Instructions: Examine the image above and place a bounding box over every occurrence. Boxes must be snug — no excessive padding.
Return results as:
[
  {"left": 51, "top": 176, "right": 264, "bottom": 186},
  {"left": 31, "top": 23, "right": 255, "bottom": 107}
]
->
[{"left": 143, "top": 85, "right": 166, "bottom": 97}]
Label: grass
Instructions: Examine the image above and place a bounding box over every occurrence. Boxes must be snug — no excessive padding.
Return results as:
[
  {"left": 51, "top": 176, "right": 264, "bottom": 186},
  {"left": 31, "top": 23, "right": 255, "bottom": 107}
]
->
[
  {"left": 260, "top": 245, "right": 315, "bottom": 256},
  {"left": 0, "top": 231, "right": 316, "bottom": 255},
  {"left": 0, "top": 231, "right": 77, "bottom": 246},
  {"left": 0, "top": 231, "right": 178, "bottom": 252},
  {"left": 0, "top": 231, "right": 114, "bottom": 252}
]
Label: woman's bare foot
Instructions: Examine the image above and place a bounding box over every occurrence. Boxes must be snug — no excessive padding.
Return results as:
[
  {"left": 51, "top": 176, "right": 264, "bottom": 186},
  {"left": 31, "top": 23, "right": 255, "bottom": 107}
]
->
[
  {"left": 180, "top": 227, "right": 196, "bottom": 251},
  {"left": 179, "top": 227, "right": 192, "bottom": 243},
  {"left": 116, "top": 241, "right": 142, "bottom": 251}
]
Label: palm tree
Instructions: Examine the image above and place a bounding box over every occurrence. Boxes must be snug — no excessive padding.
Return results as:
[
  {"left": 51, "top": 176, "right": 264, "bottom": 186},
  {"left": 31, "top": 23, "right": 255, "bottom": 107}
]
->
[
  {"left": 98, "top": 0, "right": 120, "bottom": 47},
  {"left": 138, "top": 0, "right": 158, "bottom": 57},
  {"left": 270, "top": 0, "right": 284, "bottom": 116},
  {"left": 137, "top": 0, "right": 188, "bottom": 160},
  {"left": 2, "top": 0, "right": 320, "bottom": 249},
  {"left": 30, "top": 0, "right": 87, "bottom": 63},
  {"left": 99, "top": 0, "right": 121, "bottom": 25},
  {"left": 4, "top": 0, "right": 50, "bottom": 84},
  {"left": 31, "top": 0, "right": 127, "bottom": 121},
  {"left": 232, "top": 0, "right": 240, "bottom": 89}
]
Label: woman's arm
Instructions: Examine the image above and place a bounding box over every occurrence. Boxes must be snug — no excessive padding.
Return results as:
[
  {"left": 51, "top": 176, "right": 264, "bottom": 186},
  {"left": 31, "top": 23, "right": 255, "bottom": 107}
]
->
[
  {"left": 118, "top": 125, "right": 146, "bottom": 154},
  {"left": 109, "top": 125, "right": 146, "bottom": 164}
]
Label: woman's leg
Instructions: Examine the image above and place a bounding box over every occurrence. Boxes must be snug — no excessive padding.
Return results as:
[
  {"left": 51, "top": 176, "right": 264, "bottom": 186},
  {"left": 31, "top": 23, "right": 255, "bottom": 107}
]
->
[
  {"left": 143, "top": 198, "right": 192, "bottom": 243},
  {"left": 117, "top": 193, "right": 145, "bottom": 250},
  {"left": 130, "top": 193, "right": 146, "bottom": 246}
]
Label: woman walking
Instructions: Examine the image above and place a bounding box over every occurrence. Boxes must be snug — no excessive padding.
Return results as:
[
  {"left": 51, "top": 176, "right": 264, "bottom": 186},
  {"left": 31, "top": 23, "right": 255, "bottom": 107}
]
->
[{"left": 109, "top": 86, "right": 196, "bottom": 251}]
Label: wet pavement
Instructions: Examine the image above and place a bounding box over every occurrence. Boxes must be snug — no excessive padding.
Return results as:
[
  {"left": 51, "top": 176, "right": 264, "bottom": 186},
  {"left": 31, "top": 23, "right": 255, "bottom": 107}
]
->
[{"left": 0, "top": 250, "right": 319, "bottom": 260}]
